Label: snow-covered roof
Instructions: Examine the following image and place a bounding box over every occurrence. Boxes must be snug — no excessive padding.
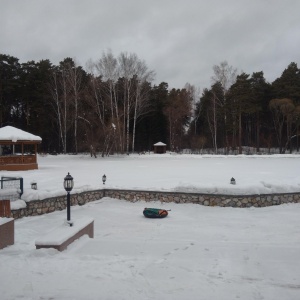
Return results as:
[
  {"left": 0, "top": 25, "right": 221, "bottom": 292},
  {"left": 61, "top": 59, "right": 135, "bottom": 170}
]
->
[
  {"left": 154, "top": 142, "right": 166, "bottom": 146},
  {"left": 0, "top": 126, "right": 42, "bottom": 142}
]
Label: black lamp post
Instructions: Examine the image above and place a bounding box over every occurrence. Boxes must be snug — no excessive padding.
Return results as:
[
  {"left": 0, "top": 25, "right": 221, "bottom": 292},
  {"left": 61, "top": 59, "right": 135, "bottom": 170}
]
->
[
  {"left": 102, "top": 174, "right": 106, "bottom": 185},
  {"left": 64, "top": 172, "right": 74, "bottom": 225},
  {"left": 230, "top": 177, "right": 236, "bottom": 185}
]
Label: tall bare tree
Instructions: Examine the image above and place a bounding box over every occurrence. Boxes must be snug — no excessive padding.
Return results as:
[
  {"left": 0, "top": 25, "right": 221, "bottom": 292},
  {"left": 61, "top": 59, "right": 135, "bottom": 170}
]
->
[
  {"left": 118, "top": 52, "right": 154, "bottom": 153},
  {"left": 49, "top": 66, "right": 71, "bottom": 153},
  {"left": 86, "top": 51, "right": 154, "bottom": 154},
  {"left": 118, "top": 52, "right": 138, "bottom": 153},
  {"left": 211, "top": 61, "right": 238, "bottom": 152},
  {"left": 65, "top": 59, "right": 84, "bottom": 154},
  {"left": 204, "top": 83, "right": 224, "bottom": 153},
  {"left": 185, "top": 83, "right": 201, "bottom": 135},
  {"left": 96, "top": 51, "right": 124, "bottom": 152},
  {"left": 49, "top": 70, "right": 65, "bottom": 152},
  {"left": 131, "top": 59, "right": 155, "bottom": 152}
]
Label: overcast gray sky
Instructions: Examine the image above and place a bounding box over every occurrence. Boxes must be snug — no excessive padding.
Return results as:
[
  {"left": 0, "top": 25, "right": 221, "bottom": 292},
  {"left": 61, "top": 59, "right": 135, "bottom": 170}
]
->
[{"left": 1, "top": 0, "right": 300, "bottom": 90}]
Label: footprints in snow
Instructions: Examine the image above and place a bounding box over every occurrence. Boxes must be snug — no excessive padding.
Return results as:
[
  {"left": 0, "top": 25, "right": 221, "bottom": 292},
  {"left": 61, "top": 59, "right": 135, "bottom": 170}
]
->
[{"left": 155, "top": 242, "right": 195, "bottom": 263}]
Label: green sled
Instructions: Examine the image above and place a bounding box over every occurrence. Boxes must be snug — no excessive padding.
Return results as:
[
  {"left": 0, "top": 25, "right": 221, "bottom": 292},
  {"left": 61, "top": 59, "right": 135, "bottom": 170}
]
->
[{"left": 143, "top": 208, "right": 168, "bottom": 218}]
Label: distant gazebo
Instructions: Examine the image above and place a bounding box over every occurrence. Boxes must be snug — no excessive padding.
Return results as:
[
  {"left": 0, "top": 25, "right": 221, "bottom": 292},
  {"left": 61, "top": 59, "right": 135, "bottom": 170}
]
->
[
  {"left": 153, "top": 142, "right": 167, "bottom": 154},
  {"left": 0, "top": 126, "right": 42, "bottom": 171}
]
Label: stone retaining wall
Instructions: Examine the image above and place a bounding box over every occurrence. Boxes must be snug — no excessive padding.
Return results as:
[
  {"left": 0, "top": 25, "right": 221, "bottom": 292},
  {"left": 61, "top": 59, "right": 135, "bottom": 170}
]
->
[
  {"left": 11, "top": 190, "right": 104, "bottom": 219},
  {"left": 11, "top": 188, "right": 300, "bottom": 219},
  {"left": 104, "top": 189, "right": 300, "bottom": 207}
]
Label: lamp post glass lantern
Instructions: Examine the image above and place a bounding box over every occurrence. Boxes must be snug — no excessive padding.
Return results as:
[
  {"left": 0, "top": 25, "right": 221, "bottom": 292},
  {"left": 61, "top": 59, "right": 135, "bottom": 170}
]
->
[
  {"left": 31, "top": 182, "right": 37, "bottom": 190},
  {"left": 230, "top": 177, "right": 236, "bottom": 185},
  {"left": 64, "top": 172, "right": 74, "bottom": 192},
  {"left": 64, "top": 172, "right": 74, "bottom": 225},
  {"left": 102, "top": 174, "right": 106, "bottom": 185}
]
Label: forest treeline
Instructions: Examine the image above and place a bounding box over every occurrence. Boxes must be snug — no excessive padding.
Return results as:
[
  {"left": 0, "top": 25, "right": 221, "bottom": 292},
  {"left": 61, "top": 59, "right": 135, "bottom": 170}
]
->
[{"left": 1, "top": 52, "right": 300, "bottom": 155}]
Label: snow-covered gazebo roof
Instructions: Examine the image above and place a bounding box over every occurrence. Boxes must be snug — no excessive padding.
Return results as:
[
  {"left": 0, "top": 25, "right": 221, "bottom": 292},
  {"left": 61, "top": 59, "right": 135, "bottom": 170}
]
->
[
  {"left": 153, "top": 141, "right": 167, "bottom": 154},
  {"left": 0, "top": 126, "right": 42, "bottom": 143}
]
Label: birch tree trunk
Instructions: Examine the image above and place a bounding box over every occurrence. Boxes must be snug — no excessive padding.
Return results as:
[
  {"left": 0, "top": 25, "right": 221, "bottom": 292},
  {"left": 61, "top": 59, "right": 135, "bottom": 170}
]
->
[
  {"left": 62, "top": 70, "right": 68, "bottom": 154},
  {"left": 211, "top": 61, "right": 238, "bottom": 153},
  {"left": 49, "top": 72, "right": 65, "bottom": 153},
  {"left": 66, "top": 61, "right": 82, "bottom": 154}
]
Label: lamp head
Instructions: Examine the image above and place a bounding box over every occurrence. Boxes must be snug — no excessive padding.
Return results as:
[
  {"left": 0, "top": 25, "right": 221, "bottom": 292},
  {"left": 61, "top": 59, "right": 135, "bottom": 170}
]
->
[{"left": 64, "top": 172, "right": 74, "bottom": 192}]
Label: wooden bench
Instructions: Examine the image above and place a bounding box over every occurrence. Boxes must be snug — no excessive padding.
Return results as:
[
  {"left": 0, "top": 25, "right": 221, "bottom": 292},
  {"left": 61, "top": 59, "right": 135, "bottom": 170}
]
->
[{"left": 35, "top": 217, "right": 94, "bottom": 252}]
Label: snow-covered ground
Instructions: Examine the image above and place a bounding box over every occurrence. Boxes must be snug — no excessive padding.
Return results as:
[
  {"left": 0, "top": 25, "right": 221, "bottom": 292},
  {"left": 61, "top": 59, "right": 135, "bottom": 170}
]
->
[
  {"left": 3, "top": 153, "right": 300, "bottom": 204},
  {"left": 1, "top": 154, "right": 300, "bottom": 299}
]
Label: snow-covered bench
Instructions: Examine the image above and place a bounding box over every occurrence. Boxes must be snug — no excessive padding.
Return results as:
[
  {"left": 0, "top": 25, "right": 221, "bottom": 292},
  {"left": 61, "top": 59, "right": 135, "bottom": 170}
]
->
[{"left": 35, "top": 217, "right": 94, "bottom": 252}]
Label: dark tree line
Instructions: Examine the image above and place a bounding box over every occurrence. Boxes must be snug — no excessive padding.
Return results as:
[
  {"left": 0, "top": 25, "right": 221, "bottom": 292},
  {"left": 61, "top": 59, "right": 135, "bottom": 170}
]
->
[
  {"left": 191, "top": 61, "right": 300, "bottom": 154},
  {"left": 1, "top": 53, "right": 300, "bottom": 154}
]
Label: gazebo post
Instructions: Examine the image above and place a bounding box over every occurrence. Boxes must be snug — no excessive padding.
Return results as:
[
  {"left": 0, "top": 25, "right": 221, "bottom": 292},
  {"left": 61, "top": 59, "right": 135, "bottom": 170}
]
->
[
  {"left": 21, "top": 143, "right": 24, "bottom": 163},
  {"left": 34, "top": 144, "right": 37, "bottom": 163}
]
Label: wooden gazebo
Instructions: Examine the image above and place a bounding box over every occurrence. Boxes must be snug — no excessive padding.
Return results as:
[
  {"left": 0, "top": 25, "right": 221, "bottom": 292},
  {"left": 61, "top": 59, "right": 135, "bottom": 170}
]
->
[
  {"left": 0, "top": 126, "right": 42, "bottom": 171},
  {"left": 153, "top": 142, "right": 167, "bottom": 154}
]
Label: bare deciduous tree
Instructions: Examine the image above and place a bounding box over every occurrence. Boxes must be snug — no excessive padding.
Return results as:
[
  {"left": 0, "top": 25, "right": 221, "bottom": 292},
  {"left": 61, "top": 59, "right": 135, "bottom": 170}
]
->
[
  {"left": 185, "top": 83, "right": 201, "bottom": 135},
  {"left": 211, "top": 61, "right": 238, "bottom": 152},
  {"left": 49, "top": 67, "right": 71, "bottom": 153},
  {"left": 65, "top": 59, "right": 84, "bottom": 154},
  {"left": 85, "top": 51, "right": 154, "bottom": 155},
  {"left": 131, "top": 59, "right": 155, "bottom": 152},
  {"left": 118, "top": 52, "right": 154, "bottom": 153}
]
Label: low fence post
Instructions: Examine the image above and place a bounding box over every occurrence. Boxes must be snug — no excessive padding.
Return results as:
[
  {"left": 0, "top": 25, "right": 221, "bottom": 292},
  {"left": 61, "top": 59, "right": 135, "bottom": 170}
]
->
[{"left": 19, "top": 178, "right": 23, "bottom": 196}]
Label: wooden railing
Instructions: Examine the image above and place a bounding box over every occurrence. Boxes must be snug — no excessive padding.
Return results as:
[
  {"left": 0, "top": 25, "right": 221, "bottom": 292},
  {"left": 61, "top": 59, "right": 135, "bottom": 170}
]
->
[{"left": 0, "top": 155, "right": 36, "bottom": 165}]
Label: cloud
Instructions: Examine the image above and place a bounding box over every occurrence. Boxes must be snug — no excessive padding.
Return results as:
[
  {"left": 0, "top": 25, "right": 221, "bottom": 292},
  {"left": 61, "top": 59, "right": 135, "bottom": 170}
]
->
[{"left": 1, "top": 0, "right": 300, "bottom": 90}]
